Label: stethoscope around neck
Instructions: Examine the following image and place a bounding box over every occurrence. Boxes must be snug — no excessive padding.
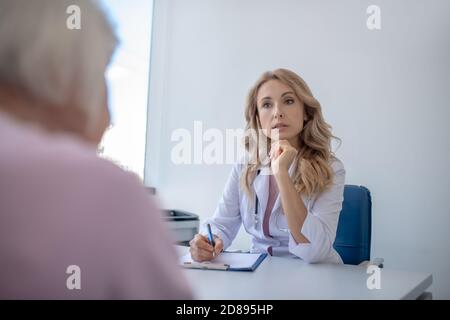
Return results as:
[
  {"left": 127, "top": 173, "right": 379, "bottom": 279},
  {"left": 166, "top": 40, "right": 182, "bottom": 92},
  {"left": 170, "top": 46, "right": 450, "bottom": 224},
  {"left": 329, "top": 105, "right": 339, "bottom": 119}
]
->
[{"left": 252, "top": 169, "right": 289, "bottom": 233}]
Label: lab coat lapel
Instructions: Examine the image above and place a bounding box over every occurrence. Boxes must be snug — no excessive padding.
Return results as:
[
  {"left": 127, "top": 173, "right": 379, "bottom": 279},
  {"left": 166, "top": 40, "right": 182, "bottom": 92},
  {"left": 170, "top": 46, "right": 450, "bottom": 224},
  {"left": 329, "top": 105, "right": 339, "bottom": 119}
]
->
[{"left": 252, "top": 167, "right": 270, "bottom": 217}]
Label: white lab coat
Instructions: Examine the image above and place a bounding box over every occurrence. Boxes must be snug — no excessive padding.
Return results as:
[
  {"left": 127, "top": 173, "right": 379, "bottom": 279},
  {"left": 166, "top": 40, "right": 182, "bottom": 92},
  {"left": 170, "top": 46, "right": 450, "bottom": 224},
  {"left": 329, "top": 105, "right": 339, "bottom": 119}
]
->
[{"left": 203, "top": 157, "right": 345, "bottom": 264}]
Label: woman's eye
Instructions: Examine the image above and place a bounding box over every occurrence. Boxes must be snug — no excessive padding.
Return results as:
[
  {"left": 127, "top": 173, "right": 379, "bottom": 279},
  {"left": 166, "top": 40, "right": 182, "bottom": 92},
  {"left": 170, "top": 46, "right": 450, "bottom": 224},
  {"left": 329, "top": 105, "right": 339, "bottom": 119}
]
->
[
  {"left": 262, "top": 102, "right": 271, "bottom": 108},
  {"left": 285, "top": 98, "right": 294, "bottom": 105}
]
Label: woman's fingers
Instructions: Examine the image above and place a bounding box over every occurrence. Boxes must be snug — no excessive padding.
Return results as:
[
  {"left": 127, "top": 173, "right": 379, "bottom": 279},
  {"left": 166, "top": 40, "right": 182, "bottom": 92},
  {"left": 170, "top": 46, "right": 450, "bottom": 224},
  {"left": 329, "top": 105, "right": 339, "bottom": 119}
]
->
[
  {"left": 190, "top": 248, "right": 213, "bottom": 262},
  {"left": 270, "top": 142, "right": 277, "bottom": 159},
  {"left": 214, "top": 238, "right": 224, "bottom": 256},
  {"left": 270, "top": 141, "right": 283, "bottom": 160},
  {"left": 190, "top": 247, "right": 214, "bottom": 262},
  {"left": 271, "top": 140, "right": 297, "bottom": 159},
  {"left": 188, "top": 233, "right": 226, "bottom": 261},
  {"left": 189, "top": 233, "right": 219, "bottom": 262},
  {"left": 189, "top": 244, "right": 214, "bottom": 262},
  {"left": 190, "top": 234, "right": 213, "bottom": 251}
]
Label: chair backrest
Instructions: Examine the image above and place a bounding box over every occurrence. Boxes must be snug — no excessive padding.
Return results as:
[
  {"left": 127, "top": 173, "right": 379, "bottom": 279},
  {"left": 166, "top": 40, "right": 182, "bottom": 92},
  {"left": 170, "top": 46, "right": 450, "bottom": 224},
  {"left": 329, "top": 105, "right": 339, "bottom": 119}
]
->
[{"left": 333, "top": 185, "right": 372, "bottom": 265}]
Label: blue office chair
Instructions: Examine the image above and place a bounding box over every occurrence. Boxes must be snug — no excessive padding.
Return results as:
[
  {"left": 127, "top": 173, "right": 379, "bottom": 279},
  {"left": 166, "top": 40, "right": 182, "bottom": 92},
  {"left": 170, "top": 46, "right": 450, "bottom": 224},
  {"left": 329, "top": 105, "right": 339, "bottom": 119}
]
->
[
  {"left": 333, "top": 185, "right": 433, "bottom": 298},
  {"left": 333, "top": 185, "right": 376, "bottom": 265}
]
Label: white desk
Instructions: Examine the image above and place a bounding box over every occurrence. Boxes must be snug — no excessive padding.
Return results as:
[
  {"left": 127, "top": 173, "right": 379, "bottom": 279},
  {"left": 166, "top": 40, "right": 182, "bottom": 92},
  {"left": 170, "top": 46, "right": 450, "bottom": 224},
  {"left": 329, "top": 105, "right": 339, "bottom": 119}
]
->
[{"left": 177, "top": 246, "right": 432, "bottom": 300}]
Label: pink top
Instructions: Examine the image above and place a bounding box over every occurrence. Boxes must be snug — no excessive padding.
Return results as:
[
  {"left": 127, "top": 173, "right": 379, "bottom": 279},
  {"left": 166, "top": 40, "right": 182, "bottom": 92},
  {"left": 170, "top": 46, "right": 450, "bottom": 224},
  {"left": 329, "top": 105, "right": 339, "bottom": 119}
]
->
[
  {"left": 0, "top": 112, "right": 192, "bottom": 299},
  {"left": 262, "top": 174, "right": 279, "bottom": 255}
]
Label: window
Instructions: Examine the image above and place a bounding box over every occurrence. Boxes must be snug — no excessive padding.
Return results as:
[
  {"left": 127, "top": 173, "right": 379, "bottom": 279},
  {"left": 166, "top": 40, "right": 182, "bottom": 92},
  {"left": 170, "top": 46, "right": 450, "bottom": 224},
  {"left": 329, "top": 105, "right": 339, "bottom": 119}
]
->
[{"left": 98, "top": 0, "right": 154, "bottom": 180}]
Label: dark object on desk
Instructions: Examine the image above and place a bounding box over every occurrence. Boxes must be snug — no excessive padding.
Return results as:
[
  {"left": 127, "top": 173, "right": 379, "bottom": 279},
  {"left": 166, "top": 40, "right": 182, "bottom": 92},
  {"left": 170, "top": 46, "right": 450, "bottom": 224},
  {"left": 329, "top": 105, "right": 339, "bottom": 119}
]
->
[
  {"left": 334, "top": 185, "right": 373, "bottom": 265},
  {"left": 162, "top": 209, "right": 198, "bottom": 221},
  {"left": 145, "top": 186, "right": 157, "bottom": 195},
  {"left": 162, "top": 210, "right": 199, "bottom": 246}
]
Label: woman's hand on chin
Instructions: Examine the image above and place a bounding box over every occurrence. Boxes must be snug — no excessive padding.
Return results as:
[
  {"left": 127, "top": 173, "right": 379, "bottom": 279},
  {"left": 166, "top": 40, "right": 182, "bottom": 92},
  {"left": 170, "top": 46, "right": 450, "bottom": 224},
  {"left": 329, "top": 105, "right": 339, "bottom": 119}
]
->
[{"left": 270, "top": 140, "right": 298, "bottom": 176}]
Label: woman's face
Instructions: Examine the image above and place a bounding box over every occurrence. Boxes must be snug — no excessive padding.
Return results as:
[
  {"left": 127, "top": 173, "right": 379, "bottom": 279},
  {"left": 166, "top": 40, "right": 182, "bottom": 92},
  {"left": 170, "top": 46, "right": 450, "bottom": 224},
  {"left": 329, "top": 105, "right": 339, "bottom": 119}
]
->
[{"left": 256, "top": 79, "right": 305, "bottom": 148}]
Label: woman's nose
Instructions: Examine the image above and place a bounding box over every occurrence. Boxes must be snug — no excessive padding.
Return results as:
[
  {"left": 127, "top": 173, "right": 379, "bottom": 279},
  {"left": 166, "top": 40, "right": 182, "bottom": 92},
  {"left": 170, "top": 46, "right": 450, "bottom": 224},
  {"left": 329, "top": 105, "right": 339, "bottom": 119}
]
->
[{"left": 273, "top": 104, "right": 284, "bottom": 118}]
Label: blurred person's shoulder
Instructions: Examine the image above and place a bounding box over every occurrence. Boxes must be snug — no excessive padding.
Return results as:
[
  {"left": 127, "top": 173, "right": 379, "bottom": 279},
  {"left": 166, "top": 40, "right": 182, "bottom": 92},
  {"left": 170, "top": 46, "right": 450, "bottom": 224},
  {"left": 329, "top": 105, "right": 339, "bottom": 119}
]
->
[
  {"left": 0, "top": 110, "right": 159, "bottom": 233},
  {"left": 0, "top": 112, "right": 192, "bottom": 299},
  {"left": 0, "top": 111, "right": 139, "bottom": 190}
]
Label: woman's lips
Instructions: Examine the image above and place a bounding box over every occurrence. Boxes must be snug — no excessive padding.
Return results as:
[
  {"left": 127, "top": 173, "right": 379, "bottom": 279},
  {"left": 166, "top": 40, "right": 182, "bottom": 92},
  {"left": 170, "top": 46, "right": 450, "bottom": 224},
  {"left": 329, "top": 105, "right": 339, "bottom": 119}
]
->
[{"left": 272, "top": 124, "right": 288, "bottom": 130}]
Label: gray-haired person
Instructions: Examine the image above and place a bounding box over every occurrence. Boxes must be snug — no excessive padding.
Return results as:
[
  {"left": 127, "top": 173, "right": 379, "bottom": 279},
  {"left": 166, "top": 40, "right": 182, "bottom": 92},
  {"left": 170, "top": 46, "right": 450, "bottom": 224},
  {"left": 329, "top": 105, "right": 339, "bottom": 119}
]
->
[{"left": 0, "top": 0, "right": 192, "bottom": 299}]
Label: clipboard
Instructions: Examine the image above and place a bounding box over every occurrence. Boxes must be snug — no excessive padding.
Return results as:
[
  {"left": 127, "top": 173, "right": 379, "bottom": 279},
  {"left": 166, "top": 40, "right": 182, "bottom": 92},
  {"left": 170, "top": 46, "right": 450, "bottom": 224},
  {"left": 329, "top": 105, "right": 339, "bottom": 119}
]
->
[
  {"left": 180, "top": 251, "right": 267, "bottom": 272},
  {"left": 183, "top": 261, "right": 230, "bottom": 270}
]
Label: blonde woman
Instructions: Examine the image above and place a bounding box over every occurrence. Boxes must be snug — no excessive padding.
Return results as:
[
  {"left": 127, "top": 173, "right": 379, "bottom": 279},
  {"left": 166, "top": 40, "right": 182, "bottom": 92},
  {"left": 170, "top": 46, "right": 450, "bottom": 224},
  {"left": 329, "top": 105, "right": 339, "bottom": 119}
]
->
[{"left": 190, "top": 68, "right": 345, "bottom": 264}]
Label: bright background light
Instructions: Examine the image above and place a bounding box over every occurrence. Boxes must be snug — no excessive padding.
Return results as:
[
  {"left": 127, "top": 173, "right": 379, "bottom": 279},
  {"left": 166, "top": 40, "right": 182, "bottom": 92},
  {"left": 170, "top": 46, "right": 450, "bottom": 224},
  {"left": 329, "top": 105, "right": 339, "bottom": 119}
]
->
[{"left": 98, "top": 0, "right": 154, "bottom": 179}]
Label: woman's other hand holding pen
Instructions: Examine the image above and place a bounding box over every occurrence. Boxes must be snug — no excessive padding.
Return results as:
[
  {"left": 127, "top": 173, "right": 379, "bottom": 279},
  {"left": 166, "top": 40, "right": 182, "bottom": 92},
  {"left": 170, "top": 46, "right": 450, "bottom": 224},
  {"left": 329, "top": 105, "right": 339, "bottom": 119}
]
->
[{"left": 189, "top": 234, "right": 224, "bottom": 262}]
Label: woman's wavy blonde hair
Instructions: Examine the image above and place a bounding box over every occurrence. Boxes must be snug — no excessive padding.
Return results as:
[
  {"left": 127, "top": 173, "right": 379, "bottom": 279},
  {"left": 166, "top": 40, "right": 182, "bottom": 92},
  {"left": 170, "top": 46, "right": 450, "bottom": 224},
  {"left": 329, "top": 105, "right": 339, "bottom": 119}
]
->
[{"left": 240, "top": 68, "right": 339, "bottom": 198}]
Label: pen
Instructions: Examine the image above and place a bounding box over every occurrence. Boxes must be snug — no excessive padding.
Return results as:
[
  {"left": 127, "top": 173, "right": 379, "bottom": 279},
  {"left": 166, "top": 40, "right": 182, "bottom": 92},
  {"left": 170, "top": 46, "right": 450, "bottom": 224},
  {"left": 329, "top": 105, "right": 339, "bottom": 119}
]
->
[{"left": 206, "top": 223, "right": 216, "bottom": 257}]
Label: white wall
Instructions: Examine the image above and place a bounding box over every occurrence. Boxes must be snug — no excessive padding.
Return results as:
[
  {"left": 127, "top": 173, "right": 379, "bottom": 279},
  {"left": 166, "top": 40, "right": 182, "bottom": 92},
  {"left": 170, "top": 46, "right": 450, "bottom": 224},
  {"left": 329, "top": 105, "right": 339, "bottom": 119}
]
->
[{"left": 145, "top": 0, "right": 450, "bottom": 298}]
